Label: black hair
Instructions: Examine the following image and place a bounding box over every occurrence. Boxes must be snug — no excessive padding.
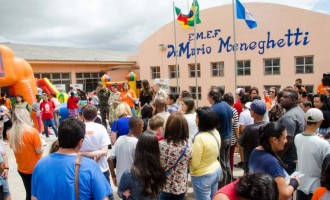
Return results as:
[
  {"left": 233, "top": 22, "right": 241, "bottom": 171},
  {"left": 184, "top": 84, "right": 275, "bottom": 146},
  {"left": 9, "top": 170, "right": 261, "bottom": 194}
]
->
[
  {"left": 223, "top": 93, "right": 234, "bottom": 106},
  {"left": 196, "top": 107, "right": 219, "bottom": 132},
  {"left": 0, "top": 93, "right": 4, "bottom": 97},
  {"left": 82, "top": 105, "right": 98, "bottom": 121},
  {"left": 240, "top": 94, "right": 252, "bottom": 105},
  {"left": 164, "top": 113, "right": 189, "bottom": 143},
  {"left": 259, "top": 122, "right": 285, "bottom": 167},
  {"left": 252, "top": 95, "right": 261, "bottom": 100},
  {"left": 182, "top": 97, "right": 195, "bottom": 114},
  {"left": 58, "top": 118, "right": 85, "bottom": 149},
  {"left": 70, "top": 92, "right": 74, "bottom": 97},
  {"left": 236, "top": 173, "right": 279, "bottom": 200},
  {"left": 16, "top": 94, "right": 25, "bottom": 102},
  {"left": 208, "top": 88, "right": 222, "bottom": 103},
  {"left": 216, "top": 86, "right": 225, "bottom": 96},
  {"left": 0, "top": 98, "right": 5, "bottom": 105},
  {"left": 286, "top": 90, "right": 299, "bottom": 102},
  {"left": 321, "top": 154, "right": 330, "bottom": 190},
  {"left": 111, "top": 83, "right": 118, "bottom": 88},
  {"left": 141, "top": 104, "right": 153, "bottom": 119},
  {"left": 131, "top": 131, "right": 166, "bottom": 198},
  {"left": 277, "top": 90, "right": 284, "bottom": 103},
  {"left": 168, "top": 93, "right": 179, "bottom": 103},
  {"left": 313, "top": 94, "right": 330, "bottom": 110}
]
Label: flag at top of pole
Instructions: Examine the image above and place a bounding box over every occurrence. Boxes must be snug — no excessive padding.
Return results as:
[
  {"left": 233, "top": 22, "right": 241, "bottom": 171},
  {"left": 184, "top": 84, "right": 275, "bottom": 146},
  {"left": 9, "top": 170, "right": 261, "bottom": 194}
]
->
[
  {"left": 236, "top": 0, "right": 257, "bottom": 29},
  {"left": 175, "top": 0, "right": 201, "bottom": 28}
]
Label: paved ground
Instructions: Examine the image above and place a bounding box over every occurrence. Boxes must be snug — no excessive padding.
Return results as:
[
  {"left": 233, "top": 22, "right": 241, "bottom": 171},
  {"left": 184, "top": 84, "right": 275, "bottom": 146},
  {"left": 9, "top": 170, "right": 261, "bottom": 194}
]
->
[{"left": 6, "top": 135, "right": 244, "bottom": 200}]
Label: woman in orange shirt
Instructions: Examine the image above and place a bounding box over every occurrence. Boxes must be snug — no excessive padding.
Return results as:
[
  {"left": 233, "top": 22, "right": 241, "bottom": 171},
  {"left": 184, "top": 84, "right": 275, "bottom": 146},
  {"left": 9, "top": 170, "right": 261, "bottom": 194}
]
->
[
  {"left": 8, "top": 107, "right": 44, "bottom": 200},
  {"left": 120, "top": 82, "right": 137, "bottom": 116}
]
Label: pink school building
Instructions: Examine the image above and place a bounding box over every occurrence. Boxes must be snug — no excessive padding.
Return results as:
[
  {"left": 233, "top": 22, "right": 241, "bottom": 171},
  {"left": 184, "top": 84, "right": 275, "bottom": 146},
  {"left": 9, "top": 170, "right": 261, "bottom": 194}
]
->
[{"left": 137, "top": 3, "right": 330, "bottom": 106}]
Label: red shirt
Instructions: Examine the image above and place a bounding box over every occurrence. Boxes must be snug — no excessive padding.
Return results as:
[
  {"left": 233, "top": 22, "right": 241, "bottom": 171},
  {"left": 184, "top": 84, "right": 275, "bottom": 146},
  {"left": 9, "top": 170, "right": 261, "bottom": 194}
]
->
[
  {"left": 67, "top": 97, "right": 79, "bottom": 109},
  {"left": 233, "top": 100, "right": 243, "bottom": 117},
  {"left": 213, "top": 180, "right": 239, "bottom": 200},
  {"left": 40, "top": 100, "right": 55, "bottom": 120}
]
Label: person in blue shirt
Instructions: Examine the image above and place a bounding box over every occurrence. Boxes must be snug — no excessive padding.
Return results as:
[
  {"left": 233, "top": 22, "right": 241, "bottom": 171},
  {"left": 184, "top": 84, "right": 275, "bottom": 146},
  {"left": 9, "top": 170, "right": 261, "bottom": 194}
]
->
[
  {"left": 249, "top": 122, "right": 301, "bottom": 200},
  {"left": 31, "top": 118, "right": 113, "bottom": 200},
  {"left": 207, "top": 87, "right": 233, "bottom": 188}
]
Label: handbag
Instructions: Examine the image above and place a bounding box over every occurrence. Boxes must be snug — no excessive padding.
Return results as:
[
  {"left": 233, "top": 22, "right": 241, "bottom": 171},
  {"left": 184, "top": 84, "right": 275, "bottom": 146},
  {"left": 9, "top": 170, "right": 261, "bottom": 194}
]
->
[
  {"left": 164, "top": 141, "right": 188, "bottom": 177},
  {"left": 75, "top": 155, "right": 82, "bottom": 200}
]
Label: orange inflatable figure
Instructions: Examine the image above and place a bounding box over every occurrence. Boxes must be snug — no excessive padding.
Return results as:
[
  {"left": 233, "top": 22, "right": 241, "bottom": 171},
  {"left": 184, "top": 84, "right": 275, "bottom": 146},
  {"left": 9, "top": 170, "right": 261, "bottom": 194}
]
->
[{"left": 0, "top": 45, "right": 38, "bottom": 128}]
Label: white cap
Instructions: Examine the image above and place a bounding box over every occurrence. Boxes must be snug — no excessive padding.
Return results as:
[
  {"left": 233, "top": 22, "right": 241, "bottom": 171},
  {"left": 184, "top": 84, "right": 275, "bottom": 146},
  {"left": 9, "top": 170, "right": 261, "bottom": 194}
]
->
[
  {"left": 236, "top": 88, "right": 245, "bottom": 95},
  {"left": 245, "top": 102, "right": 252, "bottom": 109},
  {"left": 305, "top": 108, "right": 324, "bottom": 122}
]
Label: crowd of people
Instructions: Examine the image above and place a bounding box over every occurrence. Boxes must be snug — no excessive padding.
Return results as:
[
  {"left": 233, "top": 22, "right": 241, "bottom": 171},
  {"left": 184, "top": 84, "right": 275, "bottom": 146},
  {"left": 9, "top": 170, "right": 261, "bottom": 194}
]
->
[{"left": 0, "top": 77, "right": 329, "bottom": 200}]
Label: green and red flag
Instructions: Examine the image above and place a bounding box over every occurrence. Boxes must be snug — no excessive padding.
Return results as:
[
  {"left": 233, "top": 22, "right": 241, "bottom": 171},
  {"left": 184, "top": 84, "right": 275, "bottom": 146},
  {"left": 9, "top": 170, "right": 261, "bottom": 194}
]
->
[{"left": 175, "top": 0, "right": 201, "bottom": 28}]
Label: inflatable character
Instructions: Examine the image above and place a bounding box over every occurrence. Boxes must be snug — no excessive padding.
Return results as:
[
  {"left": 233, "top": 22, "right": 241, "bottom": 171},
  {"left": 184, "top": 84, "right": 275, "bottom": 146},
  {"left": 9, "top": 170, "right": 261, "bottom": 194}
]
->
[
  {"left": 0, "top": 45, "right": 38, "bottom": 129},
  {"left": 0, "top": 45, "right": 38, "bottom": 105}
]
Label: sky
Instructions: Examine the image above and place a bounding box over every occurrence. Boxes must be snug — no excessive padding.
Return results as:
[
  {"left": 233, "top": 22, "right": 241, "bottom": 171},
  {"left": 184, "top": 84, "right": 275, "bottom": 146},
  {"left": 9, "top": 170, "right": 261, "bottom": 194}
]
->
[{"left": 0, "top": 0, "right": 329, "bottom": 51}]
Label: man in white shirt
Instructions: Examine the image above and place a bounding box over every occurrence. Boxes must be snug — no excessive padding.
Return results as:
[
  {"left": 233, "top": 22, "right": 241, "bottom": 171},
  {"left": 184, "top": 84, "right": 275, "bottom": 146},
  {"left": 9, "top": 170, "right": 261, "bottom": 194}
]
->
[
  {"left": 153, "top": 83, "right": 167, "bottom": 101},
  {"left": 295, "top": 108, "right": 330, "bottom": 200},
  {"left": 79, "top": 105, "right": 111, "bottom": 184}
]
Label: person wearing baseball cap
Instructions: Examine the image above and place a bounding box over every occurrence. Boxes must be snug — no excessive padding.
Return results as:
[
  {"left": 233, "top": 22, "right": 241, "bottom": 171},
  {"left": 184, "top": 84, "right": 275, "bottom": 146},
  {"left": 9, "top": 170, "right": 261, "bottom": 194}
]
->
[
  {"left": 238, "top": 99, "right": 267, "bottom": 173},
  {"left": 294, "top": 108, "right": 330, "bottom": 200},
  {"left": 233, "top": 88, "right": 245, "bottom": 116}
]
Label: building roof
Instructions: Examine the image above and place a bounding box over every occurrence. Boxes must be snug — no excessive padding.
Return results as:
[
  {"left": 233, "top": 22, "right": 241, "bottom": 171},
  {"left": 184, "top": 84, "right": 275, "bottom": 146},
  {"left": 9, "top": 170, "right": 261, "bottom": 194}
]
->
[{"left": 0, "top": 42, "right": 137, "bottom": 63}]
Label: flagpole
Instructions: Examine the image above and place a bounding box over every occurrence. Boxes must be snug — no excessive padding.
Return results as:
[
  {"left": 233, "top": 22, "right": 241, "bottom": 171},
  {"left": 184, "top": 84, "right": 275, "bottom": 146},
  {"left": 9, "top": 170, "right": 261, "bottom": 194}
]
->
[
  {"left": 173, "top": 2, "right": 179, "bottom": 93},
  {"left": 232, "top": 0, "right": 238, "bottom": 91},
  {"left": 193, "top": 0, "right": 199, "bottom": 107}
]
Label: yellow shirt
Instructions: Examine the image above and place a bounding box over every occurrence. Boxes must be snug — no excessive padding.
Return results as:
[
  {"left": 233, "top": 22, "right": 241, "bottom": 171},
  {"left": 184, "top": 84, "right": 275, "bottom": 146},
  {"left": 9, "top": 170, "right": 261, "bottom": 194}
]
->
[{"left": 190, "top": 129, "right": 221, "bottom": 176}]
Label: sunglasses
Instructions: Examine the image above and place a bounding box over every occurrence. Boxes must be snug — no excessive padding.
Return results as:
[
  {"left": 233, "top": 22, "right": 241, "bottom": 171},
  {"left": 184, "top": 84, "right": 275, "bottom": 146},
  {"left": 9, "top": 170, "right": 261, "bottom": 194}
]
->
[{"left": 269, "top": 91, "right": 275, "bottom": 93}]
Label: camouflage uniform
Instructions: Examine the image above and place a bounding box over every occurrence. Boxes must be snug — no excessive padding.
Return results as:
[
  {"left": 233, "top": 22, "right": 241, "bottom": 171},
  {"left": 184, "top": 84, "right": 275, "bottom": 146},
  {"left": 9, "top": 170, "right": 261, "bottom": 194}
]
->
[
  {"left": 97, "top": 87, "right": 111, "bottom": 128},
  {"left": 108, "top": 91, "right": 121, "bottom": 126}
]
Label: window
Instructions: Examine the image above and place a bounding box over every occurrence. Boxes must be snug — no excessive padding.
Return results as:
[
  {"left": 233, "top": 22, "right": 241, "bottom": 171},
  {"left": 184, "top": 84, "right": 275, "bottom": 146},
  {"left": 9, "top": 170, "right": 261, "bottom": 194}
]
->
[
  {"left": 295, "top": 56, "right": 313, "bottom": 74},
  {"left": 264, "top": 58, "right": 280, "bottom": 75},
  {"left": 188, "top": 63, "right": 201, "bottom": 77},
  {"left": 211, "top": 62, "right": 224, "bottom": 77},
  {"left": 34, "top": 73, "right": 41, "bottom": 79},
  {"left": 34, "top": 73, "right": 71, "bottom": 92},
  {"left": 237, "top": 85, "right": 251, "bottom": 94},
  {"left": 190, "top": 86, "right": 201, "bottom": 100},
  {"left": 76, "top": 72, "right": 102, "bottom": 92},
  {"left": 42, "top": 73, "right": 51, "bottom": 79},
  {"left": 151, "top": 66, "right": 160, "bottom": 79},
  {"left": 237, "top": 60, "right": 251, "bottom": 76},
  {"left": 304, "top": 85, "right": 314, "bottom": 94},
  {"left": 168, "top": 65, "right": 180, "bottom": 79},
  {"left": 169, "top": 86, "right": 180, "bottom": 94}
]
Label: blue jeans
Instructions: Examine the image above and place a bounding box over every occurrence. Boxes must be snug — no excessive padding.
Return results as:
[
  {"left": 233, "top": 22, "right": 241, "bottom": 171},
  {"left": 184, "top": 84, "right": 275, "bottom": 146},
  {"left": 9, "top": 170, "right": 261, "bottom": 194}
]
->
[
  {"left": 191, "top": 168, "right": 222, "bottom": 200},
  {"left": 43, "top": 119, "right": 58, "bottom": 137},
  {"left": 159, "top": 191, "right": 185, "bottom": 200}
]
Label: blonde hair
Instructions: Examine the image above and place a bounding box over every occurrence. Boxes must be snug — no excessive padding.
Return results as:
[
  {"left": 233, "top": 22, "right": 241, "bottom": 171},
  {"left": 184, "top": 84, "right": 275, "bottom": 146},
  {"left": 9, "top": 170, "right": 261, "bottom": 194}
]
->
[
  {"left": 116, "top": 102, "right": 132, "bottom": 118},
  {"left": 9, "top": 107, "right": 34, "bottom": 152}
]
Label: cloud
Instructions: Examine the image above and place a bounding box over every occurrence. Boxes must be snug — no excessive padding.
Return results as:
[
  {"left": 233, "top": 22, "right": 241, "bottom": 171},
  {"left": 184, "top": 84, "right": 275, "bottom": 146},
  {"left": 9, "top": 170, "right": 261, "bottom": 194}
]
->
[{"left": 0, "top": 0, "right": 327, "bottom": 50}]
